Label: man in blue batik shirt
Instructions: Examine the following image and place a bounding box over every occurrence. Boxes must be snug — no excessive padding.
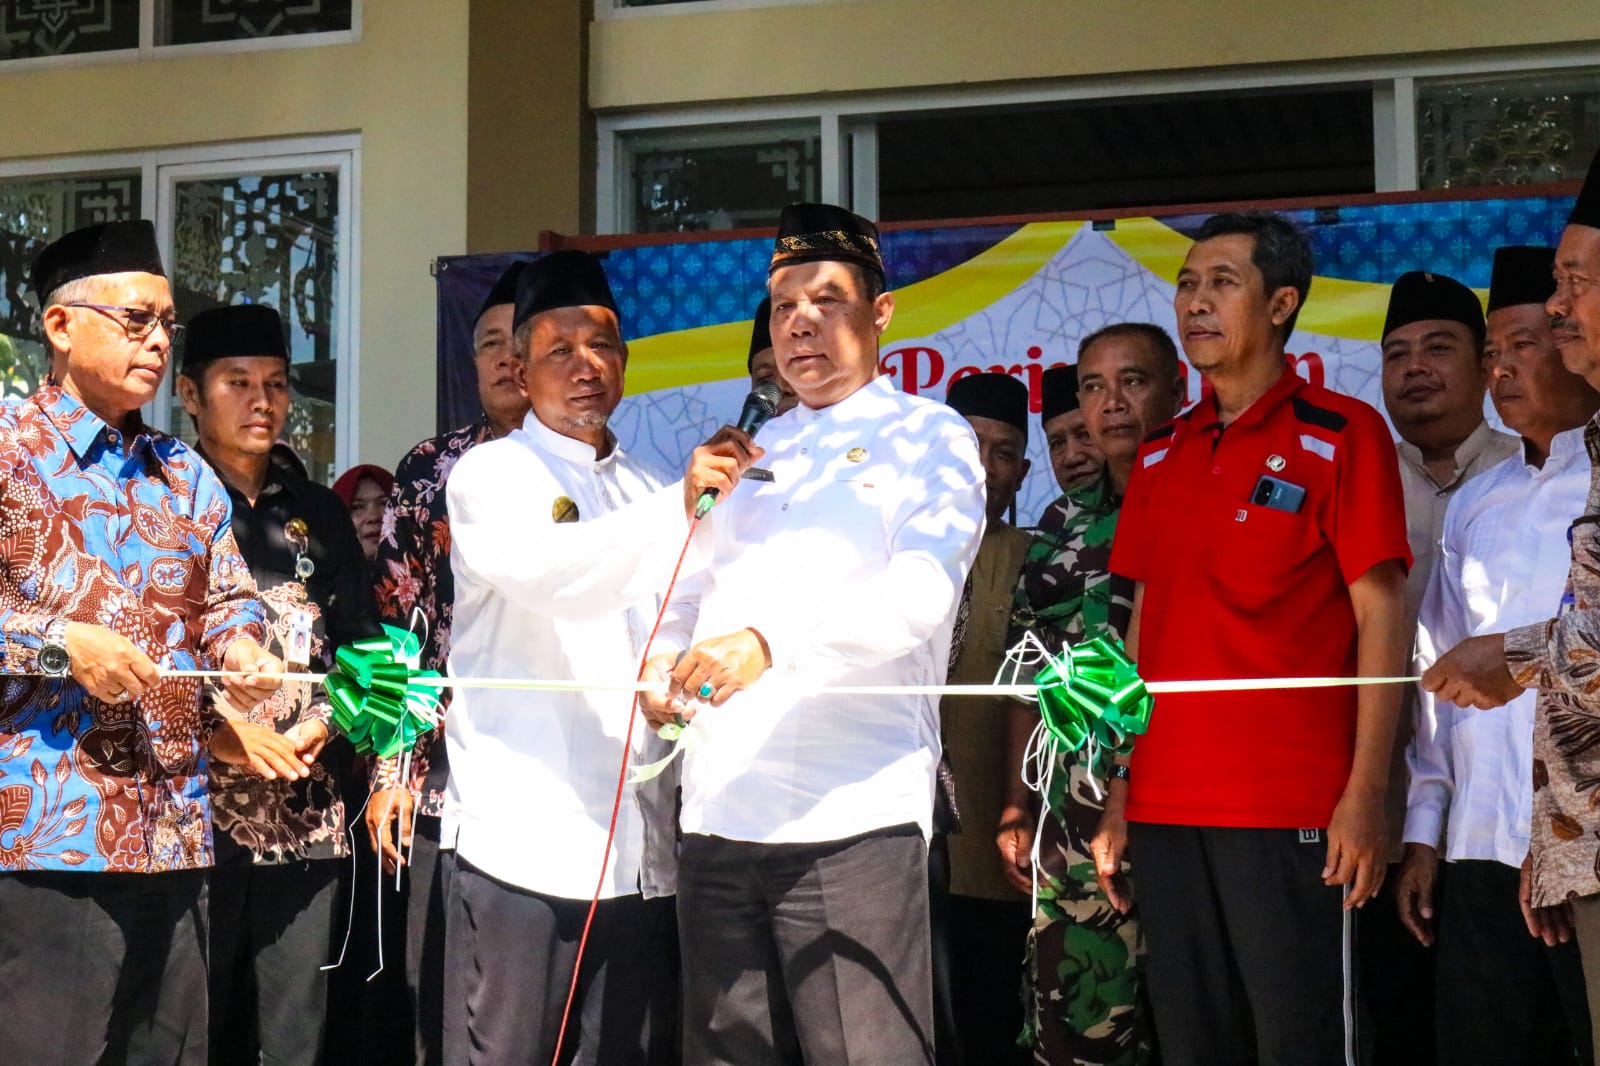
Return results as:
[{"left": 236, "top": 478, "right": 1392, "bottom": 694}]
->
[{"left": 0, "top": 220, "right": 282, "bottom": 1065}]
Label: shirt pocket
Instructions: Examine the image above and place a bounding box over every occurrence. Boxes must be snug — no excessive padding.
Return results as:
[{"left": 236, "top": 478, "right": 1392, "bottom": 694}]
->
[
  {"left": 794, "top": 475, "right": 889, "bottom": 566},
  {"left": 1212, "top": 501, "right": 1313, "bottom": 607}
]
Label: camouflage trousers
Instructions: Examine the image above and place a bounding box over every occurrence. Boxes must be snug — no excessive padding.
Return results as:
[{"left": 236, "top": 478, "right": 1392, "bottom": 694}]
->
[{"left": 1021, "top": 760, "right": 1154, "bottom": 1066}]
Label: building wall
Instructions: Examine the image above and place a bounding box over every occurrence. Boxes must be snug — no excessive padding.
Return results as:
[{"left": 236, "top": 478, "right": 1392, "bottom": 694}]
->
[
  {"left": 0, "top": 0, "right": 471, "bottom": 473},
  {"left": 590, "top": 0, "right": 1600, "bottom": 110},
  {"left": 468, "top": 0, "right": 590, "bottom": 250}
]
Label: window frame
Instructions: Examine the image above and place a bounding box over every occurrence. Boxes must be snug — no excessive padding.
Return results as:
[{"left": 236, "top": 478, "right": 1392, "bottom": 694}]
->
[
  {"left": 593, "top": 42, "right": 1600, "bottom": 233},
  {"left": 0, "top": 0, "right": 361, "bottom": 73},
  {"left": 615, "top": 117, "right": 825, "bottom": 233},
  {"left": 0, "top": 134, "right": 361, "bottom": 474},
  {"left": 594, "top": 0, "right": 825, "bottom": 21}
]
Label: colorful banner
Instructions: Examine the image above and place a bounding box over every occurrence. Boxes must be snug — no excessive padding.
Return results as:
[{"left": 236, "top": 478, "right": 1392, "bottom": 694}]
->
[{"left": 434, "top": 194, "right": 1572, "bottom": 525}]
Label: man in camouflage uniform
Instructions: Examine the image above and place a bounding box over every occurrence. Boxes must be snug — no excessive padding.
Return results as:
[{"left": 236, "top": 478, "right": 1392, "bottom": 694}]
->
[{"left": 999, "top": 324, "right": 1185, "bottom": 1065}]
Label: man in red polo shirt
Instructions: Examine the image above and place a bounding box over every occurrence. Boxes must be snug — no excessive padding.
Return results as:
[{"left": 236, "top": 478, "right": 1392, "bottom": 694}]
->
[{"left": 1093, "top": 212, "right": 1412, "bottom": 1065}]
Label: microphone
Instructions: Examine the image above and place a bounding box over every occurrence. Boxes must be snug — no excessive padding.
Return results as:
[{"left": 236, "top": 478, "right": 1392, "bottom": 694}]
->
[{"left": 695, "top": 380, "right": 783, "bottom": 518}]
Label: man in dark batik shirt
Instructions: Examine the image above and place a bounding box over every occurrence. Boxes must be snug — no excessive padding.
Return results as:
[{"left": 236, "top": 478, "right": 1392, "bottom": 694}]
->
[
  {"left": 998, "top": 323, "right": 1184, "bottom": 1066},
  {"left": 0, "top": 221, "right": 281, "bottom": 1065},
  {"left": 177, "top": 303, "right": 380, "bottom": 1063},
  {"left": 368, "top": 260, "right": 529, "bottom": 1066}
]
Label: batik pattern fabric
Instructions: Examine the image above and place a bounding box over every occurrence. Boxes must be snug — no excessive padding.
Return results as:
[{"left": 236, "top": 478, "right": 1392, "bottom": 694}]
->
[
  {"left": 370, "top": 418, "right": 493, "bottom": 816},
  {"left": 209, "top": 461, "right": 376, "bottom": 864},
  {"left": 0, "top": 385, "right": 265, "bottom": 874},
  {"left": 1506, "top": 417, "right": 1600, "bottom": 907},
  {"left": 1012, "top": 470, "right": 1151, "bottom": 1065}
]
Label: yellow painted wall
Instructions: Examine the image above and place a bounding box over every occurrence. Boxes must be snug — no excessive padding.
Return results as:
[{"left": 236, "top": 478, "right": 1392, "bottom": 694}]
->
[
  {"left": 0, "top": 0, "right": 471, "bottom": 473},
  {"left": 468, "top": 0, "right": 589, "bottom": 249},
  {"left": 591, "top": 0, "right": 1600, "bottom": 110}
]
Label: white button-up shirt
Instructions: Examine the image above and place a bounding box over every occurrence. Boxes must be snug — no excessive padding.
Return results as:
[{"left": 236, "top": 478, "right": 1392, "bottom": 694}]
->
[
  {"left": 661, "top": 375, "right": 986, "bottom": 845},
  {"left": 1405, "top": 427, "right": 1590, "bottom": 867},
  {"left": 445, "top": 413, "right": 688, "bottom": 899}
]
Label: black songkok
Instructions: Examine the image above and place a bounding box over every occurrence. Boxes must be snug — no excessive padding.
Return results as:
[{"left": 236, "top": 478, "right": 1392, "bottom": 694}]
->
[
  {"left": 1382, "top": 271, "right": 1485, "bottom": 346},
  {"left": 946, "top": 372, "right": 1029, "bottom": 437},
  {"left": 1487, "top": 246, "right": 1557, "bottom": 313},
  {"left": 1040, "top": 365, "right": 1080, "bottom": 423},
  {"left": 769, "top": 202, "right": 885, "bottom": 286},
  {"left": 30, "top": 220, "right": 165, "bottom": 303},
  {"left": 478, "top": 261, "right": 527, "bottom": 324},
  {"left": 747, "top": 297, "right": 773, "bottom": 371},
  {"left": 181, "top": 304, "right": 289, "bottom": 374},
  {"left": 513, "top": 250, "right": 620, "bottom": 333},
  {"left": 1569, "top": 148, "right": 1600, "bottom": 230}
]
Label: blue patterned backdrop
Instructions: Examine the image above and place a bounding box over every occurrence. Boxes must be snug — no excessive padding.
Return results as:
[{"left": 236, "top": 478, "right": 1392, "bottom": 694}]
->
[{"left": 434, "top": 195, "right": 1575, "bottom": 434}]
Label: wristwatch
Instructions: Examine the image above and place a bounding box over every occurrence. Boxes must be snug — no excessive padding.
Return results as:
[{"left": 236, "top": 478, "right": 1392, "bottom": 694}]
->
[
  {"left": 39, "top": 619, "right": 70, "bottom": 678},
  {"left": 1111, "top": 763, "right": 1131, "bottom": 782}
]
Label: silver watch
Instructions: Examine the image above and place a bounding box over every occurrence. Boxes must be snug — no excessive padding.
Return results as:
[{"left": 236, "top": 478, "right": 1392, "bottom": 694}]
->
[{"left": 39, "top": 619, "right": 70, "bottom": 678}]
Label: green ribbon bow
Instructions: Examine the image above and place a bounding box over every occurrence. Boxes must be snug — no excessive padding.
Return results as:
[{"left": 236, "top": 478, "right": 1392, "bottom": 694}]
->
[
  {"left": 324, "top": 625, "right": 443, "bottom": 759},
  {"left": 1034, "top": 635, "right": 1153, "bottom": 773}
]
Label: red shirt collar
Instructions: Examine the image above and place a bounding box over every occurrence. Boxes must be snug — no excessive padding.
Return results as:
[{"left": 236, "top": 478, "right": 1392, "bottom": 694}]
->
[{"left": 1190, "top": 365, "right": 1303, "bottom": 434}]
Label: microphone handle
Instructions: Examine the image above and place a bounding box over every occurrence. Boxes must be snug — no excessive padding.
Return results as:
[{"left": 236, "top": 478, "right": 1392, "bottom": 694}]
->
[{"left": 696, "top": 404, "right": 773, "bottom": 517}]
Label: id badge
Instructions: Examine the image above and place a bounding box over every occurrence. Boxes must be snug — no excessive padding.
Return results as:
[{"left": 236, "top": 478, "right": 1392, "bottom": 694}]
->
[{"left": 284, "top": 607, "right": 315, "bottom": 668}]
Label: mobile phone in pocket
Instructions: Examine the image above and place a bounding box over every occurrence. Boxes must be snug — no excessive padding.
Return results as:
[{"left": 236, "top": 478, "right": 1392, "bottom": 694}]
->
[{"left": 1251, "top": 475, "right": 1307, "bottom": 514}]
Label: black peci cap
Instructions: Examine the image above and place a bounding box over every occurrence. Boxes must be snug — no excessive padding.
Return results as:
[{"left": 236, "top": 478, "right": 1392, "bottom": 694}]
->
[
  {"left": 769, "top": 202, "right": 884, "bottom": 286},
  {"left": 30, "top": 220, "right": 165, "bottom": 303},
  {"left": 478, "top": 261, "right": 527, "bottom": 325},
  {"left": 946, "top": 371, "right": 1029, "bottom": 436},
  {"left": 180, "top": 304, "right": 288, "bottom": 374},
  {"left": 1039, "top": 364, "right": 1080, "bottom": 423},
  {"left": 1487, "top": 246, "right": 1557, "bottom": 313},
  {"left": 1383, "top": 271, "right": 1485, "bottom": 346},
  {"left": 747, "top": 296, "right": 774, "bottom": 371},
  {"left": 512, "top": 250, "right": 620, "bottom": 333},
  {"left": 1568, "top": 148, "right": 1600, "bottom": 231}
]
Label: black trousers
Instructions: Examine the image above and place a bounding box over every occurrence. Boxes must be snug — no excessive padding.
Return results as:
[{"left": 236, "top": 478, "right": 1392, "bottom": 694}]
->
[
  {"left": 405, "top": 817, "right": 453, "bottom": 1066},
  {"left": 1434, "top": 859, "right": 1592, "bottom": 1066},
  {"left": 0, "top": 868, "right": 208, "bottom": 1066},
  {"left": 948, "top": 894, "right": 1031, "bottom": 1064},
  {"left": 1358, "top": 863, "right": 1436, "bottom": 1066},
  {"left": 443, "top": 856, "right": 679, "bottom": 1066},
  {"left": 677, "top": 824, "right": 935, "bottom": 1066},
  {"left": 930, "top": 831, "right": 1030, "bottom": 1066},
  {"left": 1129, "top": 822, "right": 1356, "bottom": 1066},
  {"left": 209, "top": 857, "right": 341, "bottom": 1066}
]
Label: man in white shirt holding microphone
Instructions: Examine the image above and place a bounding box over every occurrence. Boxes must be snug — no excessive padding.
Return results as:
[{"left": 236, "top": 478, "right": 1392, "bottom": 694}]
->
[
  {"left": 442, "top": 248, "right": 758, "bottom": 1066},
  {"left": 644, "top": 202, "right": 987, "bottom": 1066}
]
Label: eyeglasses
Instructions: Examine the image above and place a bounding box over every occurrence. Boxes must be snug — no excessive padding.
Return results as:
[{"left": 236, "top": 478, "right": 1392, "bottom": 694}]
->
[
  {"left": 1552, "top": 269, "right": 1598, "bottom": 302},
  {"left": 64, "top": 303, "right": 186, "bottom": 343}
]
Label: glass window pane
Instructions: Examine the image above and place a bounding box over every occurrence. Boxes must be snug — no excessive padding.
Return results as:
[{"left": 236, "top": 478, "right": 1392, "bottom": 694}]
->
[
  {"left": 169, "top": 170, "right": 340, "bottom": 483},
  {"left": 0, "top": 0, "right": 139, "bottom": 60},
  {"left": 157, "top": 0, "right": 352, "bottom": 46},
  {"left": 0, "top": 171, "right": 141, "bottom": 400},
  {"left": 624, "top": 121, "right": 820, "bottom": 233},
  {"left": 875, "top": 89, "right": 1374, "bottom": 222},
  {"left": 1416, "top": 70, "right": 1600, "bottom": 190}
]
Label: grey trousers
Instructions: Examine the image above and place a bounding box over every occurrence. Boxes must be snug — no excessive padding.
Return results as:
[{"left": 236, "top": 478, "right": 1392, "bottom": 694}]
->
[
  {"left": 0, "top": 868, "right": 209, "bottom": 1066},
  {"left": 1567, "top": 893, "right": 1600, "bottom": 1066},
  {"left": 677, "top": 823, "right": 935, "bottom": 1066},
  {"left": 443, "top": 857, "right": 679, "bottom": 1066},
  {"left": 405, "top": 818, "right": 452, "bottom": 1066}
]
